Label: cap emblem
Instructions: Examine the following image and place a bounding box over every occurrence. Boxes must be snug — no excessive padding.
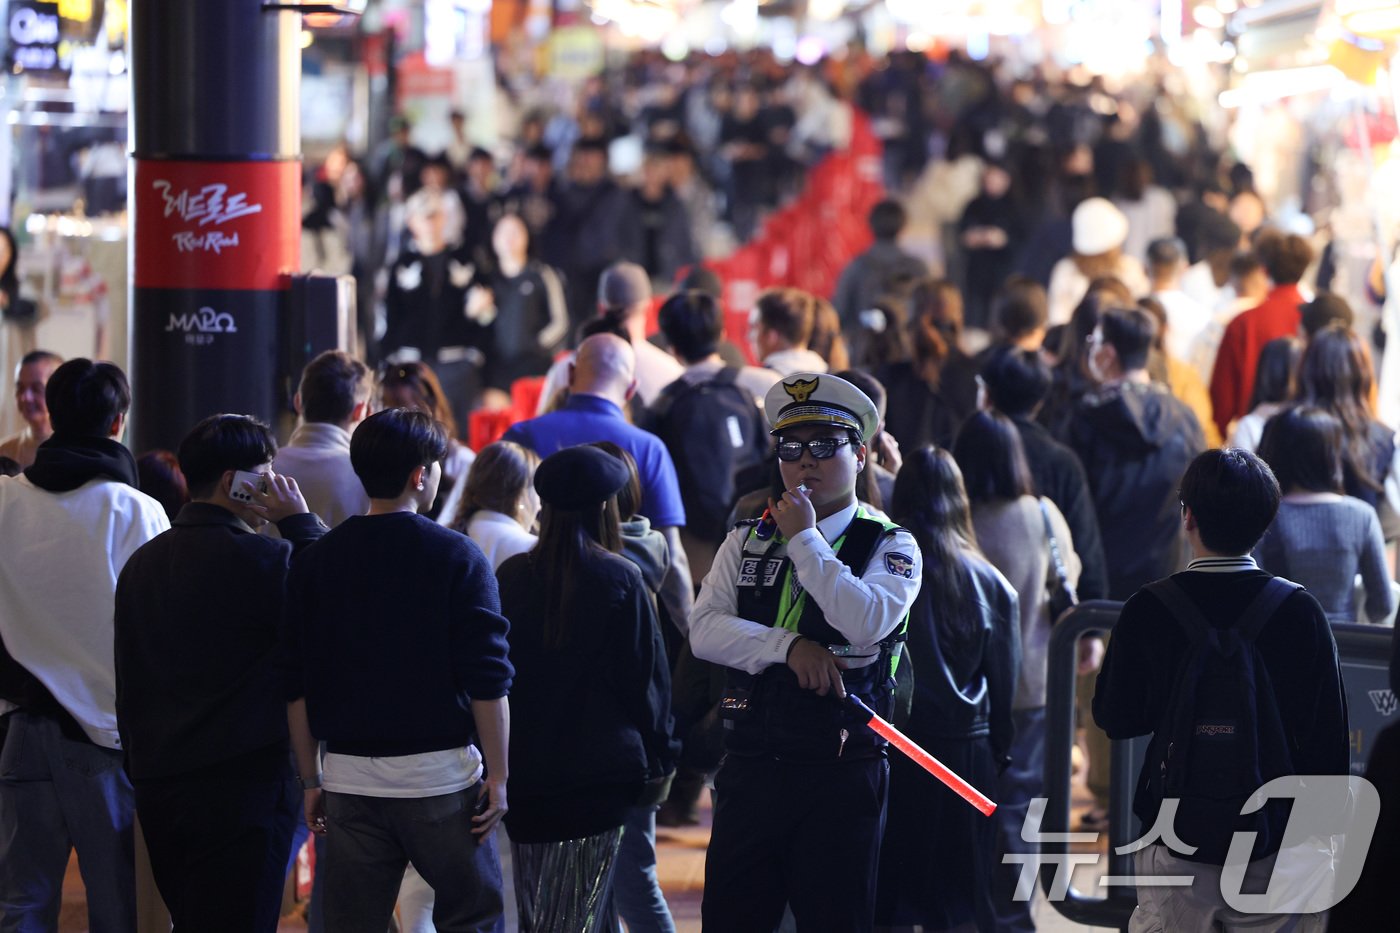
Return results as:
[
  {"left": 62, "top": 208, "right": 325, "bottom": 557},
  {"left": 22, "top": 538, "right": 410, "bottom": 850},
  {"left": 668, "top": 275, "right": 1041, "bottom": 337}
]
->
[{"left": 783, "top": 377, "right": 819, "bottom": 404}]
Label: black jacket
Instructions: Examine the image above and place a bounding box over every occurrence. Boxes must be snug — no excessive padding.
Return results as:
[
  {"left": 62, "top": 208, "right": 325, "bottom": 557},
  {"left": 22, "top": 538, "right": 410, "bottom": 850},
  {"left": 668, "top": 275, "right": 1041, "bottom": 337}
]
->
[
  {"left": 904, "top": 552, "right": 1020, "bottom": 766},
  {"left": 541, "top": 178, "right": 638, "bottom": 276},
  {"left": 1011, "top": 415, "right": 1108, "bottom": 601},
  {"left": 498, "top": 546, "right": 678, "bottom": 842},
  {"left": 382, "top": 243, "right": 490, "bottom": 359},
  {"left": 1068, "top": 381, "right": 1205, "bottom": 600},
  {"left": 1094, "top": 569, "right": 1350, "bottom": 862},
  {"left": 628, "top": 186, "right": 697, "bottom": 282},
  {"left": 878, "top": 358, "right": 979, "bottom": 453},
  {"left": 114, "top": 503, "right": 327, "bottom": 780}
]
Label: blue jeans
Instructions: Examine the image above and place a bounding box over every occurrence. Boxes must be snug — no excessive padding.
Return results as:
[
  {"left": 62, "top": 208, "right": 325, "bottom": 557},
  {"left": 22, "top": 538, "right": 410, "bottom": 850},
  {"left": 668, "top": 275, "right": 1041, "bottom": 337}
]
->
[
  {"left": 322, "top": 787, "right": 504, "bottom": 933},
  {"left": 610, "top": 805, "right": 674, "bottom": 933},
  {"left": 992, "top": 706, "right": 1047, "bottom": 933},
  {"left": 0, "top": 712, "right": 136, "bottom": 933}
]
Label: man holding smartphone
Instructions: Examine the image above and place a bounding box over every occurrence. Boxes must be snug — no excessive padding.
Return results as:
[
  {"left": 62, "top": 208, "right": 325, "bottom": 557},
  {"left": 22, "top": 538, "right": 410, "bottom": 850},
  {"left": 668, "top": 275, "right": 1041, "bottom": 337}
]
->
[
  {"left": 689, "top": 372, "right": 923, "bottom": 932},
  {"left": 114, "top": 413, "right": 327, "bottom": 931}
]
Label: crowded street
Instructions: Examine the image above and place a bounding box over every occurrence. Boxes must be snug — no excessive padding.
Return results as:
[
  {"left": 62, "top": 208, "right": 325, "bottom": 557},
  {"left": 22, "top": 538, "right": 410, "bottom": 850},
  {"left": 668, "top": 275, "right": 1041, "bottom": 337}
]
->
[{"left": 1, "top": 1, "right": 1398, "bottom": 932}]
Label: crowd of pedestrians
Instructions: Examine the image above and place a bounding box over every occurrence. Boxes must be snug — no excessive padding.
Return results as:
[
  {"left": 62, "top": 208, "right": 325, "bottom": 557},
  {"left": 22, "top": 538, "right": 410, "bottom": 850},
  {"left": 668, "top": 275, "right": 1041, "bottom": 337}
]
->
[{"left": 0, "top": 43, "right": 1396, "bottom": 933}]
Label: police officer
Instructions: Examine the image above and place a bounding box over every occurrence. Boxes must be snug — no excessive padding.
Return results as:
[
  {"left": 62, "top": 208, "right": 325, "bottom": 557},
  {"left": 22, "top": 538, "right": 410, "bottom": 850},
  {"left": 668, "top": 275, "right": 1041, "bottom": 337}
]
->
[{"left": 690, "top": 372, "right": 923, "bottom": 932}]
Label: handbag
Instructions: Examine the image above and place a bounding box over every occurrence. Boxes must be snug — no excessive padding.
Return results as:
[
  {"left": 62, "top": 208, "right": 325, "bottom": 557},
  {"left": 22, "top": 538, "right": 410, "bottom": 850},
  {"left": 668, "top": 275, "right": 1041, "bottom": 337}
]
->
[
  {"left": 1, "top": 295, "right": 37, "bottom": 324},
  {"left": 1039, "top": 498, "right": 1078, "bottom": 623}
]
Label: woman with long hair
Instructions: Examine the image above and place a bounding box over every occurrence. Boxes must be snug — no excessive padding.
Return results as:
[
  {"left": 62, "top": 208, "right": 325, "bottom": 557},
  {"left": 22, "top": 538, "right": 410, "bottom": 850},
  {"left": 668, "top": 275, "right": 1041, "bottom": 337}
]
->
[
  {"left": 1255, "top": 407, "right": 1394, "bottom": 624},
  {"left": 380, "top": 361, "right": 476, "bottom": 524},
  {"left": 809, "top": 297, "right": 851, "bottom": 373},
  {"left": 1296, "top": 324, "right": 1400, "bottom": 538},
  {"left": 874, "top": 446, "right": 1019, "bottom": 933},
  {"left": 587, "top": 441, "right": 678, "bottom": 933},
  {"left": 877, "top": 279, "right": 979, "bottom": 451},
  {"left": 953, "top": 409, "right": 1082, "bottom": 931},
  {"left": 450, "top": 440, "right": 540, "bottom": 570},
  {"left": 1227, "top": 335, "right": 1302, "bottom": 452},
  {"left": 497, "top": 446, "right": 678, "bottom": 933}
]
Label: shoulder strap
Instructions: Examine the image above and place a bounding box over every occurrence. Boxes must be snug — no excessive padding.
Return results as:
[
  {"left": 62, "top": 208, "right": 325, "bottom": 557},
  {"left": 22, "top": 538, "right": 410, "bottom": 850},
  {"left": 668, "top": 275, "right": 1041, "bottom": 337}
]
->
[
  {"left": 836, "top": 516, "right": 890, "bottom": 577},
  {"left": 1038, "top": 498, "right": 1071, "bottom": 585},
  {"left": 650, "top": 375, "right": 696, "bottom": 422},
  {"left": 1145, "top": 578, "right": 1213, "bottom": 645},
  {"left": 1237, "top": 577, "right": 1300, "bottom": 640}
]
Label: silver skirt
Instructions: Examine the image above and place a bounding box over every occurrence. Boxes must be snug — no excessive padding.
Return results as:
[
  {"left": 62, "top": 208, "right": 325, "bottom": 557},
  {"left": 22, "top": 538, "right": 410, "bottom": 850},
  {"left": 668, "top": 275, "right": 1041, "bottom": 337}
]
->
[{"left": 511, "top": 827, "right": 624, "bottom": 933}]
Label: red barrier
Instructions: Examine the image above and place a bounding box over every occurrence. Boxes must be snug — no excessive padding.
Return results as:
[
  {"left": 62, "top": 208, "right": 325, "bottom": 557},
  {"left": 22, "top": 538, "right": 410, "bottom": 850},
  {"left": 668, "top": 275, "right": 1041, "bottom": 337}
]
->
[
  {"left": 468, "top": 409, "right": 516, "bottom": 452},
  {"left": 509, "top": 376, "right": 546, "bottom": 422}
]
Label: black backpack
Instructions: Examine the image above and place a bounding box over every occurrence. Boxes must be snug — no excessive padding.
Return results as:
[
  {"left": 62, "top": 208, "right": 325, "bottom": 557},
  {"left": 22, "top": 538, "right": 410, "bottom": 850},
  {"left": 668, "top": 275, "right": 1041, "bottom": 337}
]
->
[
  {"left": 650, "top": 369, "right": 769, "bottom": 543},
  {"left": 1142, "top": 576, "right": 1300, "bottom": 864}
]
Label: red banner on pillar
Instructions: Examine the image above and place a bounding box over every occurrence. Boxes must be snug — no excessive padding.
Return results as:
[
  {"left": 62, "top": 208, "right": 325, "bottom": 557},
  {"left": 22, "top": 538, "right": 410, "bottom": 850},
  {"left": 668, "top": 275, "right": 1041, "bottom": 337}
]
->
[{"left": 133, "top": 160, "right": 300, "bottom": 291}]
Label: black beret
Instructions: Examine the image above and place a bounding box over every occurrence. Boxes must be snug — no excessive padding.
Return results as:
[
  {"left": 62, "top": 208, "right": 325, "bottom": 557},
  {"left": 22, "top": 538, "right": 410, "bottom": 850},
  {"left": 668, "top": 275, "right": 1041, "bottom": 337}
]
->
[{"left": 534, "top": 446, "right": 630, "bottom": 511}]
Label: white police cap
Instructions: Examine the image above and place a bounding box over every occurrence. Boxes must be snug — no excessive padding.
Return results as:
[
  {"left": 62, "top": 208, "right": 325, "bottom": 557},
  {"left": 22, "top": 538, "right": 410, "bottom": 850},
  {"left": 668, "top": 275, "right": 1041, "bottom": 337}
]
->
[{"left": 764, "top": 372, "right": 880, "bottom": 442}]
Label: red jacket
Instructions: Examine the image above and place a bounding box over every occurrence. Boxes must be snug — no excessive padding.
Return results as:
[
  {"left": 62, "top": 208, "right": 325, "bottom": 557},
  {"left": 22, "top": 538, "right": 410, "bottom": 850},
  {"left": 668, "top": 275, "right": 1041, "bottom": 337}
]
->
[{"left": 1208, "top": 284, "right": 1303, "bottom": 438}]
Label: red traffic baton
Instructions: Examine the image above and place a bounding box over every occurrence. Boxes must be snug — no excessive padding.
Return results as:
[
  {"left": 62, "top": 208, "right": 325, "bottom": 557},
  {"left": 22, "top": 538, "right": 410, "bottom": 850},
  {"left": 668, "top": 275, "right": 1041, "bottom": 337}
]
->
[{"left": 846, "top": 695, "right": 997, "bottom": 817}]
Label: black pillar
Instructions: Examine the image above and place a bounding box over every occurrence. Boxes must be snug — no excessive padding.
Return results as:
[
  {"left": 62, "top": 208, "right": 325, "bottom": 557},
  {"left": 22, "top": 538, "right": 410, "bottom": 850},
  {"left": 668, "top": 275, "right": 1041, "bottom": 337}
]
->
[{"left": 129, "top": 0, "right": 301, "bottom": 453}]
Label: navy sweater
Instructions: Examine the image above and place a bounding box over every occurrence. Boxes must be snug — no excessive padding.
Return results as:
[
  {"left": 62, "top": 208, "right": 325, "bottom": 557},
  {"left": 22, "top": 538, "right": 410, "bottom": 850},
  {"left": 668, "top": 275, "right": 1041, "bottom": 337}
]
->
[{"left": 284, "top": 512, "right": 513, "bottom": 756}]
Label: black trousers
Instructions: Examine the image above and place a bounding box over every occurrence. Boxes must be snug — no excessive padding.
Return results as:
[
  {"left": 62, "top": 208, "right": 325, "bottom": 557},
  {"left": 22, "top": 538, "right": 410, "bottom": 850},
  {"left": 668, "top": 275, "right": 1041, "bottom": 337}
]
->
[
  {"left": 135, "top": 769, "right": 298, "bottom": 933},
  {"left": 702, "top": 753, "right": 889, "bottom": 933}
]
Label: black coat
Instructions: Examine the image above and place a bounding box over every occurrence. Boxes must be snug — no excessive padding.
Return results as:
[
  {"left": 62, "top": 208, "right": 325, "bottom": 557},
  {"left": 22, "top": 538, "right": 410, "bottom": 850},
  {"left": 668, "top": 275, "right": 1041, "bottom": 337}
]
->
[
  {"left": 628, "top": 186, "right": 697, "bottom": 283},
  {"left": 1010, "top": 415, "right": 1109, "bottom": 601},
  {"left": 382, "top": 243, "right": 489, "bottom": 359},
  {"left": 904, "top": 552, "right": 1020, "bottom": 764},
  {"left": 1068, "top": 381, "right": 1205, "bottom": 600},
  {"left": 878, "top": 357, "right": 979, "bottom": 452},
  {"left": 497, "top": 546, "right": 678, "bottom": 842},
  {"left": 114, "top": 504, "right": 327, "bottom": 780}
]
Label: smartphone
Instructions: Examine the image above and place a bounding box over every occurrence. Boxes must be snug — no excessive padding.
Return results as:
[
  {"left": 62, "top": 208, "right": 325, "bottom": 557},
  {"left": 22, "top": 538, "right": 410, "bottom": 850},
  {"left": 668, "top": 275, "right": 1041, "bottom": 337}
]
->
[{"left": 229, "top": 470, "right": 269, "bottom": 504}]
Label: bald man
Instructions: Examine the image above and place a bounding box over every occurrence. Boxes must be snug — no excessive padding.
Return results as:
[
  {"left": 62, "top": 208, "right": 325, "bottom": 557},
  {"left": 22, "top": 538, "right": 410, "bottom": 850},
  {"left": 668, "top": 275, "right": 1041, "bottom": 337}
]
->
[{"left": 504, "top": 333, "right": 685, "bottom": 534}]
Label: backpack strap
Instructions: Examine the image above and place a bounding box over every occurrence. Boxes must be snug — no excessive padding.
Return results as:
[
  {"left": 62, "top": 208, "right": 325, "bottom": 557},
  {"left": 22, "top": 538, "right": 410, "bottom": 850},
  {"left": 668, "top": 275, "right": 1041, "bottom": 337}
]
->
[
  {"left": 1145, "top": 576, "right": 1300, "bottom": 644},
  {"left": 1145, "top": 578, "right": 1214, "bottom": 646},
  {"left": 1236, "top": 577, "right": 1300, "bottom": 640},
  {"left": 713, "top": 366, "right": 741, "bottom": 387},
  {"left": 649, "top": 375, "right": 693, "bottom": 423},
  {"left": 651, "top": 367, "right": 743, "bottom": 422}
]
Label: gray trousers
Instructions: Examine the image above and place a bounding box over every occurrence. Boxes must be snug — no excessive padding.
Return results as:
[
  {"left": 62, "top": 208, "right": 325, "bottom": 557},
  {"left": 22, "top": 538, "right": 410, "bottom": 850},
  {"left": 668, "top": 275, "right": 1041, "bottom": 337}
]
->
[{"left": 322, "top": 787, "right": 504, "bottom": 933}]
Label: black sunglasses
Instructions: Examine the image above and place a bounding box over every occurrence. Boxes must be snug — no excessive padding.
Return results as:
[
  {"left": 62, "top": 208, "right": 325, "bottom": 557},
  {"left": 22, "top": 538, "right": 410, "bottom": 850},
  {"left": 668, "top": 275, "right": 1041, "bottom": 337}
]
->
[{"left": 776, "top": 437, "right": 853, "bottom": 462}]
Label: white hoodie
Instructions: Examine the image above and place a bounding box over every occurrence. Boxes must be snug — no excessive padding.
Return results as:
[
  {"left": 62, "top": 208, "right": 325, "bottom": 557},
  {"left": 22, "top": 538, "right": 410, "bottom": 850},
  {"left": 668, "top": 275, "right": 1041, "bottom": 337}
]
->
[{"left": 0, "top": 475, "right": 169, "bottom": 748}]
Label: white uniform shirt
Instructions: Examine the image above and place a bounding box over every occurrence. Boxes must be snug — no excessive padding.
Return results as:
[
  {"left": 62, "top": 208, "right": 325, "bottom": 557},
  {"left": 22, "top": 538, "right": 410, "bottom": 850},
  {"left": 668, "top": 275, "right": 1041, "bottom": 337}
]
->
[{"left": 689, "top": 501, "right": 922, "bottom": 674}]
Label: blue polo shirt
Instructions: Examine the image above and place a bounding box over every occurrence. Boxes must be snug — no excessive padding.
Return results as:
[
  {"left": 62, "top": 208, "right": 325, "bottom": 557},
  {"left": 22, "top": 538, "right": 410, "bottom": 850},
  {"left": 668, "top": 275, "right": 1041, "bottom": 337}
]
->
[{"left": 503, "top": 394, "right": 687, "bottom": 529}]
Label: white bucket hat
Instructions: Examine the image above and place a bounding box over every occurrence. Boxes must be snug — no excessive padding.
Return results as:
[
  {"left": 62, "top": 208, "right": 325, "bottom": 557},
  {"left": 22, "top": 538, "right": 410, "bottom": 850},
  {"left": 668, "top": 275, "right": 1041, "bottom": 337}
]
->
[{"left": 1072, "top": 197, "right": 1129, "bottom": 256}]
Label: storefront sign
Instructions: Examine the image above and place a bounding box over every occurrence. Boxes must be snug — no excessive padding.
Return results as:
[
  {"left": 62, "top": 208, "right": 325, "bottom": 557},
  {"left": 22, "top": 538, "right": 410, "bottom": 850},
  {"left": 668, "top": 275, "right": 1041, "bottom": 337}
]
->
[
  {"left": 133, "top": 160, "right": 299, "bottom": 291},
  {"left": 6, "top": 1, "right": 67, "bottom": 75},
  {"left": 547, "top": 25, "right": 604, "bottom": 81}
]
